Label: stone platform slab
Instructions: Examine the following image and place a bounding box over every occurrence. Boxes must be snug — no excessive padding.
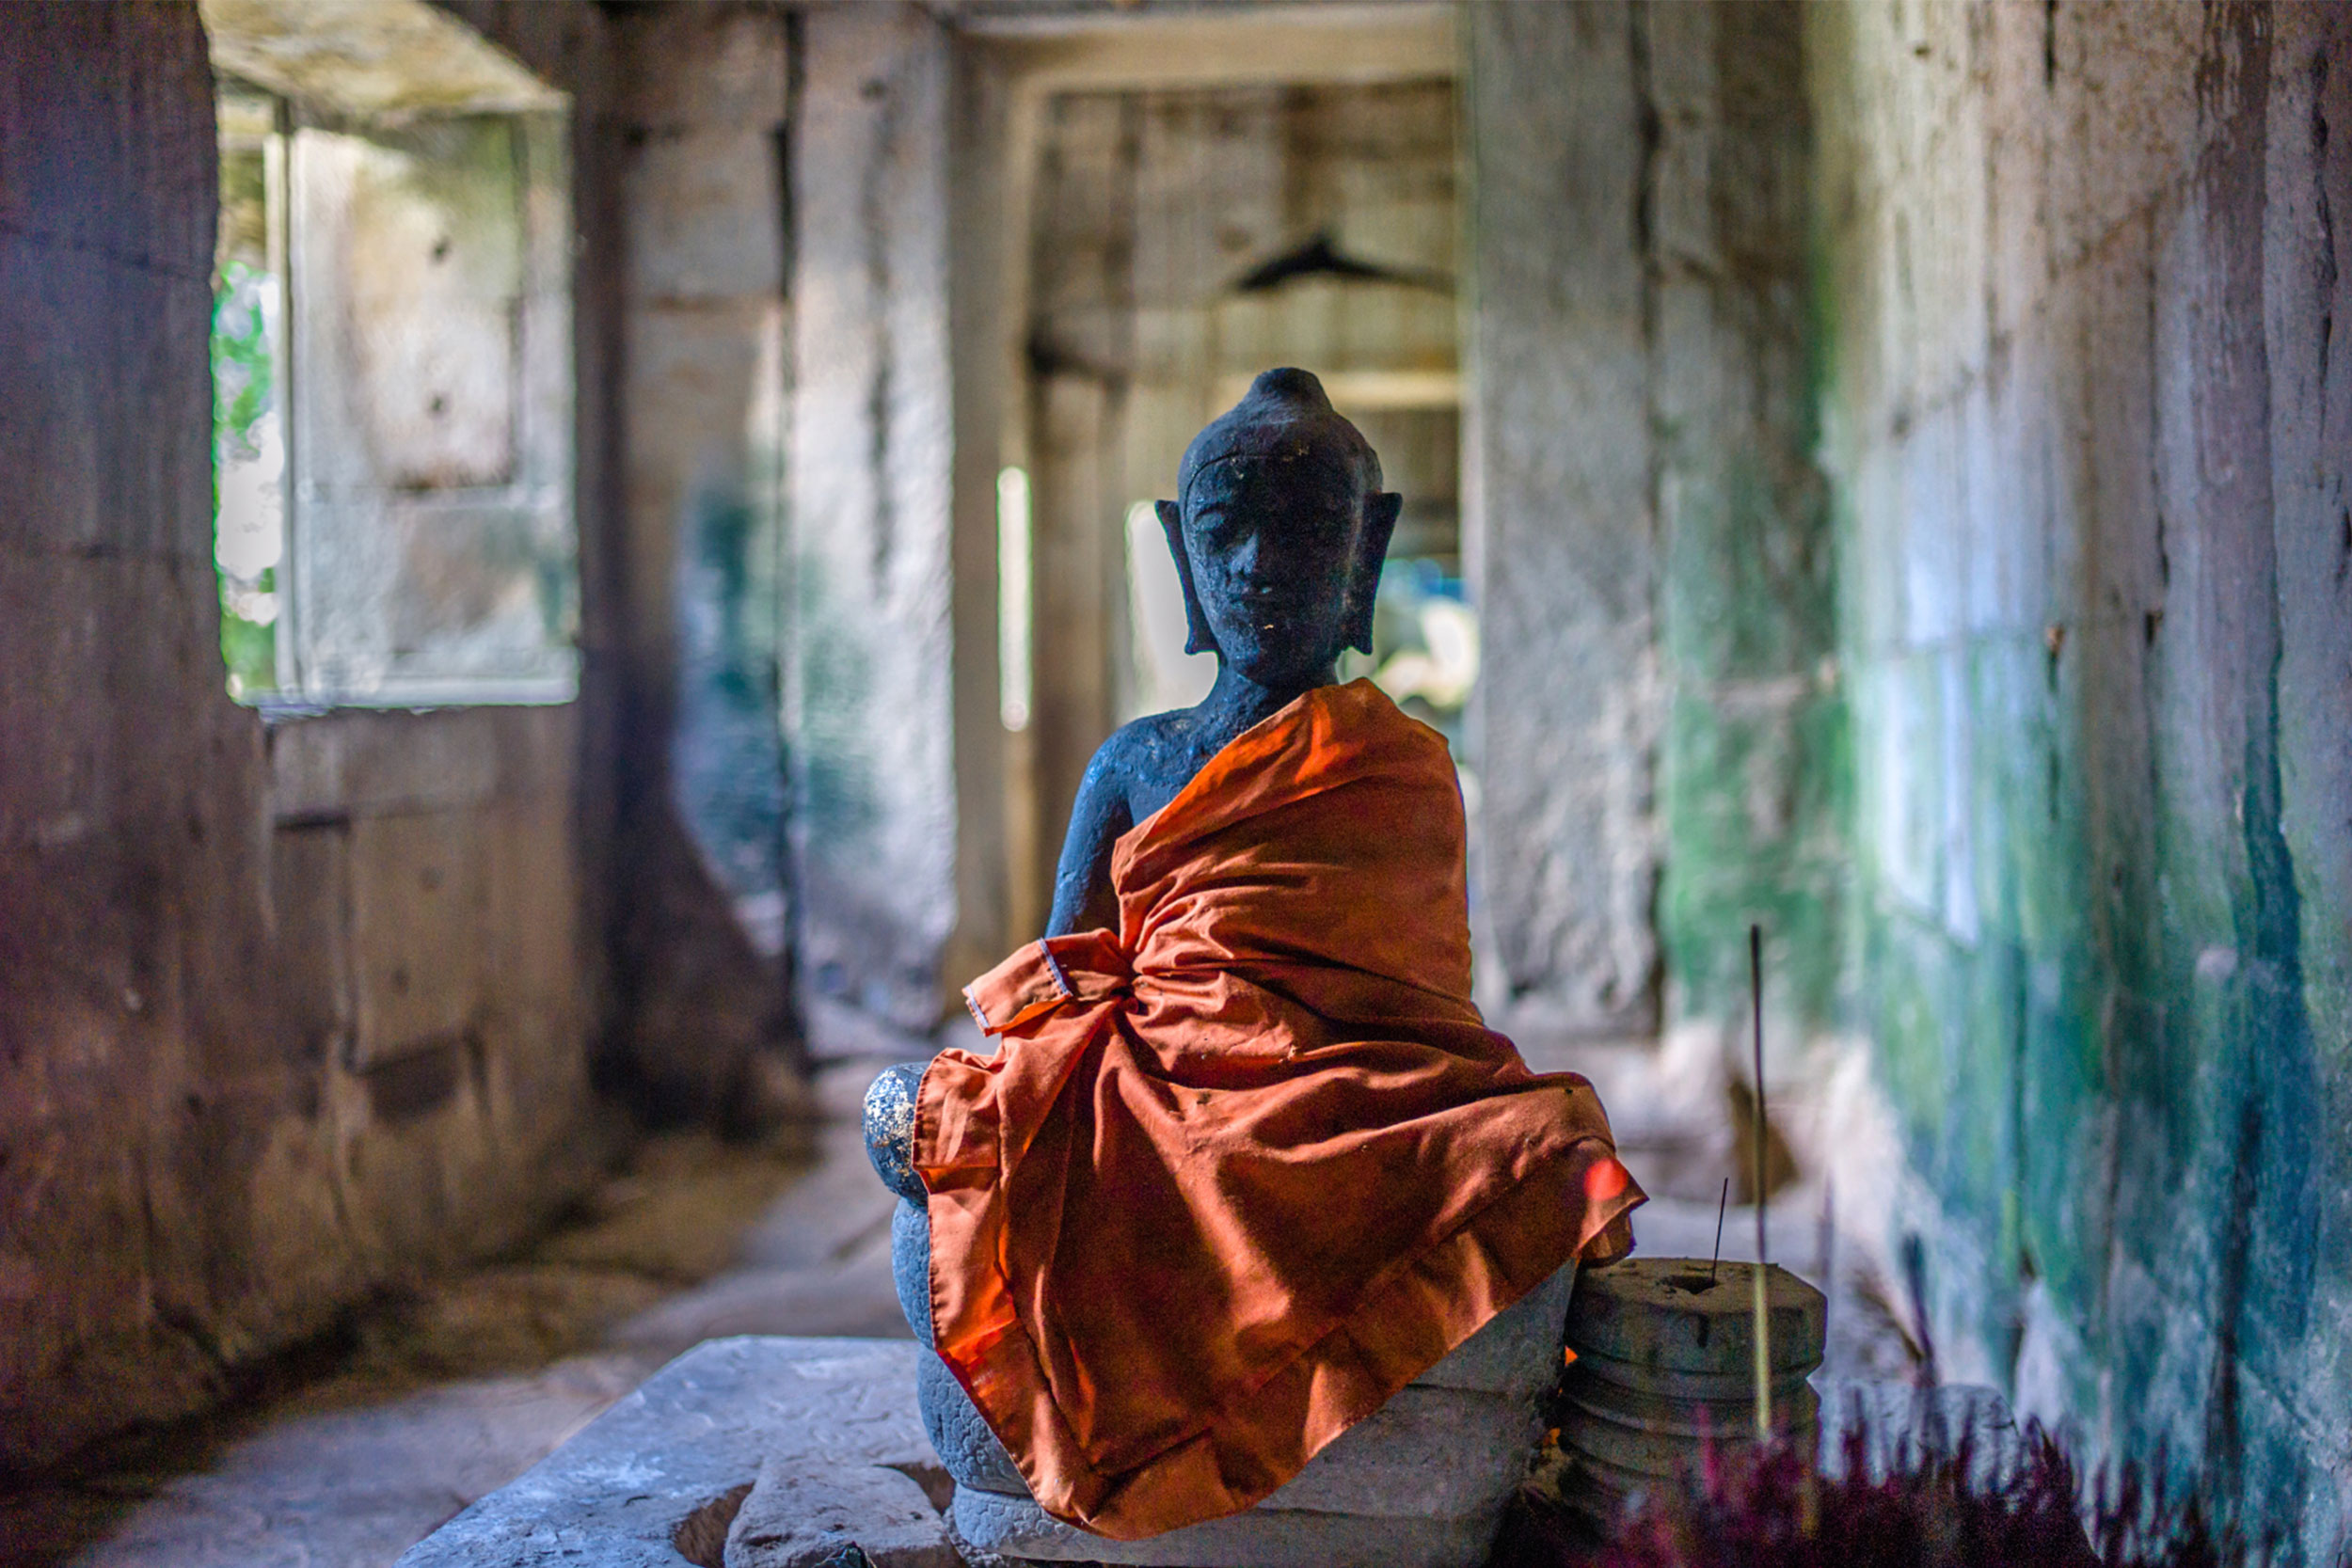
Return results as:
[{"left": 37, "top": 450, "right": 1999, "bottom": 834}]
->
[
  {"left": 392, "top": 1337, "right": 949, "bottom": 1568},
  {"left": 390, "top": 1329, "right": 2024, "bottom": 1568}
]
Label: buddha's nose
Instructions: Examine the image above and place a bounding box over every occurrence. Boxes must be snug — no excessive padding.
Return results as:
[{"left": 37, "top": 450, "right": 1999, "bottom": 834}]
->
[{"left": 1227, "top": 531, "right": 1263, "bottom": 577}]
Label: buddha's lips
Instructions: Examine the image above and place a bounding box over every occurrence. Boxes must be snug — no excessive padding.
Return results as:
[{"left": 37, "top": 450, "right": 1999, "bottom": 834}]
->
[
  {"left": 1238, "top": 594, "right": 1311, "bottom": 625},
  {"left": 1234, "top": 579, "right": 1310, "bottom": 603}
]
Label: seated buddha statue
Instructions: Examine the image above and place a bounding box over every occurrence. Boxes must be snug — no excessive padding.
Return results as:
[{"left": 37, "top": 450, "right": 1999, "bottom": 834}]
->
[{"left": 866, "top": 368, "right": 1643, "bottom": 1546}]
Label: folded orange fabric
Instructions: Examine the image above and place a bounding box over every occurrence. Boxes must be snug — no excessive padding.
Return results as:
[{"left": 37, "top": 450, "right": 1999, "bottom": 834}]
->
[{"left": 914, "top": 680, "right": 1644, "bottom": 1539}]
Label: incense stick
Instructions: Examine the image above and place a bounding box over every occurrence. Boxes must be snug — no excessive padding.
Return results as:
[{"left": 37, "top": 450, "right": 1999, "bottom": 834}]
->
[
  {"left": 1750, "top": 923, "right": 1772, "bottom": 1441},
  {"left": 1710, "top": 1176, "right": 1729, "bottom": 1285}
]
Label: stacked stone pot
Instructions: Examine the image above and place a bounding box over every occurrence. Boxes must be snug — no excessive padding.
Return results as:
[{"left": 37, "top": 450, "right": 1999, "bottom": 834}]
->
[
  {"left": 1554, "top": 1257, "right": 1825, "bottom": 1516},
  {"left": 863, "top": 1065, "right": 1580, "bottom": 1568}
]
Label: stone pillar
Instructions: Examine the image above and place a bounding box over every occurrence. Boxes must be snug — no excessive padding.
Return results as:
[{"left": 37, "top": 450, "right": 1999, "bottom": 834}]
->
[
  {"left": 0, "top": 2, "right": 258, "bottom": 1465},
  {"left": 1463, "top": 0, "right": 1661, "bottom": 1042},
  {"left": 612, "top": 4, "right": 804, "bottom": 1117},
  {"left": 1642, "top": 2, "right": 1838, "bottom": 1036},
  {"left": 1466, "top": 1, "right": 1831, "bottom": 1051},
  {"left": 788, "top": 3, "right": 959, "bottom": 1036}
]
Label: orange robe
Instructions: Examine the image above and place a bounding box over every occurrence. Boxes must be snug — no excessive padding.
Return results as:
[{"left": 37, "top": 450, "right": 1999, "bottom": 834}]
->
[{"left": 914, "top": 680, "right": 1643, "bottom": 1539}]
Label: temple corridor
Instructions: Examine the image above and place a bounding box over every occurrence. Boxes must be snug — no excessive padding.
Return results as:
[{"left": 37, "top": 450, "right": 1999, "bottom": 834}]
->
[{"left": 4, "top": 1, "right": 2347, "bottom": 1563}]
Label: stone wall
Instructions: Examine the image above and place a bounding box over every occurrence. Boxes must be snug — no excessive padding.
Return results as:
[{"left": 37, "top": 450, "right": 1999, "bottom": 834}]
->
[
  {"left": 1809, "top": 0, "right": 2350, "bottom": 1543},
  {"left": 471, "top": 0, "right": 966, "bottom": 1073},
  {"left": 0, "top": 0, "right": 622, "bottom": 1471}
]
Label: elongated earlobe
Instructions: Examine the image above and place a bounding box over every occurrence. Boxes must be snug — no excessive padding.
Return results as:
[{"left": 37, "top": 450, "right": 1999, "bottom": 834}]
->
[
  {"left": 1157, "top": 499, "right": 1218, "bottom": 656},
  {"left": 1345, "top": 492, "right": 1403, "bottom": 656}
]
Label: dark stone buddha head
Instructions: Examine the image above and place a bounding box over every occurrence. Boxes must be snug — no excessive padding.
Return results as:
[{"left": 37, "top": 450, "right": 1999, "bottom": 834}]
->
[{"left": 1155, "top": 368, "right": 1403, "bottom": 689}]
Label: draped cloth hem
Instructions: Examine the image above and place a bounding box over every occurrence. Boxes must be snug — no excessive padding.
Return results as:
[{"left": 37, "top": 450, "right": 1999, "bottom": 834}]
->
[{"left": 917, "top": 1071, "right": 1637, "bottom": 1537}]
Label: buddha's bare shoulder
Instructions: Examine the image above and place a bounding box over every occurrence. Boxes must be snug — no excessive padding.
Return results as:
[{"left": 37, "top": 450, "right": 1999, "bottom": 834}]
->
[
  {"left": 1099, "top": 706, "right": 1209, "bottom": 766},
  {"left": 1075, "top": 706, "right": 1230, "bottom": 829}
]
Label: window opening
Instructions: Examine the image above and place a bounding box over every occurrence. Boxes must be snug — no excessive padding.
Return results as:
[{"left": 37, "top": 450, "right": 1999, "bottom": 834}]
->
[
  {"left": 213, "top": 85, "right": 289, "bottom": 698},
  {"left": 999, "top": 466, "right": 1035, "bottom": 732},
  {"left": 205, "top": 13, "right": 575, "bottom": 707}
]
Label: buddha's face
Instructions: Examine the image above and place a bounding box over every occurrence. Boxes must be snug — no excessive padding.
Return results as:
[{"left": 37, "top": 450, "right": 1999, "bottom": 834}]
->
[{"left": 1167, "top": 454, "right": 1392, "bottom": 687}]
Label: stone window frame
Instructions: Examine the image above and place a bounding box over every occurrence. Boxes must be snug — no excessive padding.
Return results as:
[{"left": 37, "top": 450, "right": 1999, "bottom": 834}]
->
[{"left": 204, "top": 2, "right": 579, "bottom": 710}]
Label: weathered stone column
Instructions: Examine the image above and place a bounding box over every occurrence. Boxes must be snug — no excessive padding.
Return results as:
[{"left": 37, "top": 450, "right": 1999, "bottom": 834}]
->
[
  {"left": 1465, "top": 1, "right": 1831, "bottom": 1052},
  {"left": 1463, "top": 0, "right": 1661, "bottom": 1041},
  {"left": 1642, "top": 1, "right": 1839, "bottom": 1036},
  {"left": 612, "top": 4, "right": 804, "bottom": 1116},
  {"left": 788, "top": 3, "right": 960, "bottom": 1036}
]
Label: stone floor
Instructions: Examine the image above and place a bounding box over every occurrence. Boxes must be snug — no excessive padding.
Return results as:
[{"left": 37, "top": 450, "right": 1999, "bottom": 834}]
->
[
  {"left": 1, "top": 1036, "right": 1912, "bottom": 1568},
  {"left": 1, "top": 1055, "right": 912, "bottom": 1568}
]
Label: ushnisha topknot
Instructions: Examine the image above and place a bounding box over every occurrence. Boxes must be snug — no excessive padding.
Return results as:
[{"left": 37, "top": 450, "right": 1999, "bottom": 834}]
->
[{"left": 1177, "top": 367, "right": 1384, "bottom": 503}]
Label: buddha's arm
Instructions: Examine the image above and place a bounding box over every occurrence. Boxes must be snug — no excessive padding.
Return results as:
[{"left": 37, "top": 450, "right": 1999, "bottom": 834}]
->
[{"left": 1045, "top": 743, "right": 1134, "bottom": 938}]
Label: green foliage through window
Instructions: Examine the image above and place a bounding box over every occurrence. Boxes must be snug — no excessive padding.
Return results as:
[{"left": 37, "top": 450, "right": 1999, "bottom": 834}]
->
[{"left": 213, "top": 101, "right": 282, "bottom": 700}]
